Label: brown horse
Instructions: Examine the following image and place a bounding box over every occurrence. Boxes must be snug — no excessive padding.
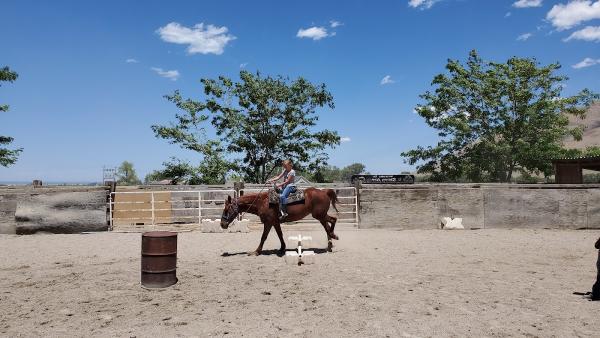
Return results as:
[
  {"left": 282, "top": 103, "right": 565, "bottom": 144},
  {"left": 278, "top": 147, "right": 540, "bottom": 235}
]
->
[{"left": 220, "top": 188, "right": 340, "bottom": 256}]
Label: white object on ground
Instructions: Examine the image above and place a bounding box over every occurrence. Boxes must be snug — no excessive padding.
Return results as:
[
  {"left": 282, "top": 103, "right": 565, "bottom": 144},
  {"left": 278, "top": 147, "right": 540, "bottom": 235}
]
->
[
  {"left": 200, "top": 219, "right": 221, "bottom": 233},
  {"left": 441, "top": 217, "right": 464, "bottom": 230},
  {"left": 286, "top": 234, "right": 312, "bottom": 249},
  {"left": 285, "top": 234, "right": 315, "bottom": 265},
  {"left": 228, "top": 219, "right": 250, "bottom": 233}
]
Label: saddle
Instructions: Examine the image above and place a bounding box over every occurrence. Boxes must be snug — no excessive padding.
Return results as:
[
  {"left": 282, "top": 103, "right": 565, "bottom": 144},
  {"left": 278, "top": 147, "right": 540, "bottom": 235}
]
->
[{"left": 268, "top": 188, "right": 305, "bottom": 205}]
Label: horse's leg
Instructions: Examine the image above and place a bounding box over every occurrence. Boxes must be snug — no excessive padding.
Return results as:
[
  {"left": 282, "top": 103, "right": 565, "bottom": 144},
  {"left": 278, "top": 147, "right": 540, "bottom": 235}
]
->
[
  {"left": 317, "top": 219, "right": 335, "bottom": 252},
  {"left": 273, "top": 223, "right": 286, "bottom": 255},
  {"left": 249, "top": 222, "right": 272, "bottom": 256},
  {"left": 326, "top": 214, "right": 338, "bottom": 239}
]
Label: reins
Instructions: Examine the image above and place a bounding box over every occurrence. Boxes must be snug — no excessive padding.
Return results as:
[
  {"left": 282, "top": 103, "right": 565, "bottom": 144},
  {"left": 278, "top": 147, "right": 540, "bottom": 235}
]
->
[{"left": 234, "top": 164, "right": 280, "bottom": 221}]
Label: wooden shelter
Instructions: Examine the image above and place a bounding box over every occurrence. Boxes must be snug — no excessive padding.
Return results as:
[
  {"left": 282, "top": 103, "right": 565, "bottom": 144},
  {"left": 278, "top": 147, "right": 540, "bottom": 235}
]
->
[{"left": 552, "top": 156, "right": 600, "bottom": 184}]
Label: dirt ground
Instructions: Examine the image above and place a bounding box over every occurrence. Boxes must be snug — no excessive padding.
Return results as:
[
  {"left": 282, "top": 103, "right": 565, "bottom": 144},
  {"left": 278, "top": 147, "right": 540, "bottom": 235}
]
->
[{"left": 0, "top": 228, "right": 599, "bottom": 337}]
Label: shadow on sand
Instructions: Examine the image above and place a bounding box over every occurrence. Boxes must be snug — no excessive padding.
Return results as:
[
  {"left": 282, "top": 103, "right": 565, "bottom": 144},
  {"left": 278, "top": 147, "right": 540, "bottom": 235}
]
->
[{"left": 221, "top": 247, "right": 330, "bottom": 257}]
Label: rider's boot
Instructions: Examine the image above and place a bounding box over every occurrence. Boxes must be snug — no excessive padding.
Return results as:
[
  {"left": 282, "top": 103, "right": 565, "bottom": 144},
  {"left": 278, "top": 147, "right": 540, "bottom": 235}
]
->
[{"left": 279, "top": 203, "right": 288, "bottom": 221}]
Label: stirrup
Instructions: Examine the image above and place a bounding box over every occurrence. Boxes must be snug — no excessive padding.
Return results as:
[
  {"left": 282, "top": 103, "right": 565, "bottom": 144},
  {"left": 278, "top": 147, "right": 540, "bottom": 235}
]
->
[{"left": 279, "top": 212, "right": 288, "bottom": 221}]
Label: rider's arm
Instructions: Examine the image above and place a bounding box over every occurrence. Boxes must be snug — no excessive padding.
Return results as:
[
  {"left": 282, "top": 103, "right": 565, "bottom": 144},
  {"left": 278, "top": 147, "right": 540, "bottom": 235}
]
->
[
  {"left": 267, "top": 171, "right": 284, "bottom": 183},
  {"left": 278, "top": 176, "right": 291, "bottom": 188},
  {"left": 278, "top": 171, "right": 295, "bottom": 188}
]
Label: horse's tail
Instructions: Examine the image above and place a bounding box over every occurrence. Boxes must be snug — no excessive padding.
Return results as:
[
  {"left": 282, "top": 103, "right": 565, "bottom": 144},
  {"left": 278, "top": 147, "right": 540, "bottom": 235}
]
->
[{"left": 327, "top": 189, "right": 339, "bottom": 212}]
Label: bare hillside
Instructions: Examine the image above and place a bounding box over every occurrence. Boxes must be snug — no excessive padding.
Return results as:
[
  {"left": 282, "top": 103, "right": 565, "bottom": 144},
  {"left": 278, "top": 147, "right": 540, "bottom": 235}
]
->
[{"left": 564, "top": 102, "right": 600, "bottom": 149}]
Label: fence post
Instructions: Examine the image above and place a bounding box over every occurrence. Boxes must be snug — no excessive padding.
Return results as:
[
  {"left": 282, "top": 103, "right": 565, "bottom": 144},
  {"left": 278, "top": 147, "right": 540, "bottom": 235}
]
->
[
  {"left": 354, "top": 181, "right": 362, "bottom": 227},
  {"left": 108, "top": 193, "right": 113, "bottom": 231},
  {"left": 234, "top": 182, "right": 244, "bottom": 221},
  {"left": 198, "top": 191, "right": 202, "bottom": 224},
  {"left": 151, "top": 192, "right": 155, "bottom": 225}
]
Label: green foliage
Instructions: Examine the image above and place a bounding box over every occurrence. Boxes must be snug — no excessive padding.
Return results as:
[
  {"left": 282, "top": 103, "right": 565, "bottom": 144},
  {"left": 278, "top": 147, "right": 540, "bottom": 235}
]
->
[
  {"left": 152, "top": 71, "right": 340, "bottom": 183},
  {"left": 116, "top": 161, "right": 142, "bottom": 185},
  {"left": 144, "top": 158, "right": 196, "bottom": 185},
  {"left": 340, "top": 163, "right": 368, "bottom": 182},
  {"left": 309, "top": 163, "right": 369, "bottom": 183},
  {"left": 0, "top": 66, "right": 22, "bottom": 167},
  {"left": 196, "top": 142, "right": 234, "bottom": 184},
  {"left": 144, "top": 153, "right": 232, "bottom": 185},
  {"left": 402, "top": 50, "right": 598, "bottom": 182}
]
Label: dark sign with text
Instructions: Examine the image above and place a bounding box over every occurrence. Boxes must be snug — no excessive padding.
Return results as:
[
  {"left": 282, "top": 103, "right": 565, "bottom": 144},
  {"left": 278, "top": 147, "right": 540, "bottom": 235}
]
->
[{"left": 351, "top": 174, "right": 415, "bottom": 185}]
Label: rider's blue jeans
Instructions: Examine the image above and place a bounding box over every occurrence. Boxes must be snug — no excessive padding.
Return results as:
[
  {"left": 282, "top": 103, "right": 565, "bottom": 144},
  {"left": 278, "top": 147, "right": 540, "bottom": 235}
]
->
[{"left": 280, "top": 185, "right": 296, "bottom": 206}]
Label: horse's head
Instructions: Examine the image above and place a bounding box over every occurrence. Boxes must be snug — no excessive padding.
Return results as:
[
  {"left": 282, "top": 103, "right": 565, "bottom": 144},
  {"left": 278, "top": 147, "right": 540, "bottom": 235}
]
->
[{"left": 220, "top": 195, "right": 239, "bottom": 229}]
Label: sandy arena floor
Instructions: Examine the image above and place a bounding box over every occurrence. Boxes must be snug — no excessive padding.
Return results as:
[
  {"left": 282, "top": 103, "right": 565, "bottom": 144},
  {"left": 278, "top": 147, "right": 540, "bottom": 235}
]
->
[{"left": 0, "top": 228, "right": 599, "bottom": 337}]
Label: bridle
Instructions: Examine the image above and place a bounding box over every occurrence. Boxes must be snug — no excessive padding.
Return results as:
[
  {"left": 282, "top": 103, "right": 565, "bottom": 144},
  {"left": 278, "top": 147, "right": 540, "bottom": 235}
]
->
[
  {"left": 221, "top": 198, "right": 240, "bottom": 224},
  {"left": 221, "top": 163, "right": 281, "bottom": 225}
]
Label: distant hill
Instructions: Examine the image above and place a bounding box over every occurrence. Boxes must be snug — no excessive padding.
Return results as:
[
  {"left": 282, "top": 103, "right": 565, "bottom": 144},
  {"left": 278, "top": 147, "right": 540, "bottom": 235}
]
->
[{"left": 564, "top": 102, "right": 600, "bottom": 150}]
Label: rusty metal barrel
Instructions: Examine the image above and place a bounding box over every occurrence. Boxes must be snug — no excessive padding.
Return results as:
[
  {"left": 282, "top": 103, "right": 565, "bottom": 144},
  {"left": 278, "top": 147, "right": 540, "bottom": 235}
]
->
[{"left": 141, "top": 231, "right": 178, "bottom": 288}]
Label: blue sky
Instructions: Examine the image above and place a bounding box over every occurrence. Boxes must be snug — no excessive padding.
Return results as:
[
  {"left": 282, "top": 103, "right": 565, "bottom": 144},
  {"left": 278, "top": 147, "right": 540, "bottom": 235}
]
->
[{"left": 1, "top": 0, "right": 599, "bottom": 182}]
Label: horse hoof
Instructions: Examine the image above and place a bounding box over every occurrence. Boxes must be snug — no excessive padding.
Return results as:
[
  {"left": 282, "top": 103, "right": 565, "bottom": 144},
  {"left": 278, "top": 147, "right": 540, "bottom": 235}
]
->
[
  {"left": 248, "top": 251, "right": 260, "bottom": 256},
  {"left": 331, "top": 233, "right": 339, "bottom": 240},
  {"left": 327, "top": 242, "right": 333, "bottom": 252},
  {"left": 277, "top": 249, "right": 286, "bottom": 257}
]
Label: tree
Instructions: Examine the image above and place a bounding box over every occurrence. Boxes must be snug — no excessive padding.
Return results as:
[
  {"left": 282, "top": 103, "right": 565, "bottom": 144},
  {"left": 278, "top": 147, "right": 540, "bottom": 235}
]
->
[
  {"left": 340, "top": 163, "right": 368, "bottom": 182},
  {"left": 144, "top": 158, "right": 198, "bottom": 185},
  {"left": 152, "top": 71, "right": 340, "bottom": 183},
  {"left": 144, "top": 154, "right": 232, "bottom": 185},
  {"left": 1, "top": 66, "right": 22, "bottom": 167},
  {"left": 401, "top": 50, "right": 598, "bottom": 182},
  {"left": 309, "top": 163, "right": 369, "bottom": 183},
  {"left": 116, "top": 161, "right": 142, "bottom": 185}
]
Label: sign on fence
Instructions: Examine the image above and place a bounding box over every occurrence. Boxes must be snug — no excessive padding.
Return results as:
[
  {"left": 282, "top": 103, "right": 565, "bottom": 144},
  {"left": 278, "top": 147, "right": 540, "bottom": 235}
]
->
[{"left": 351, "top": 174, "right": 415, "bottom": 184}]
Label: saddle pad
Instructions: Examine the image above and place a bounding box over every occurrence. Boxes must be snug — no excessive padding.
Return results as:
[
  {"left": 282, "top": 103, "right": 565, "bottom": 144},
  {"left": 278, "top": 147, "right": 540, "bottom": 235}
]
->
[{"left": 268, "top": 188, "right": 305, "bottom": 205}]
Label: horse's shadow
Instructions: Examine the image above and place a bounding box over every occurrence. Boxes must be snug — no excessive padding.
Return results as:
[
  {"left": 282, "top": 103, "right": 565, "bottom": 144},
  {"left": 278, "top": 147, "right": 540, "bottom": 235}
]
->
[{"left": 221, "top": 247, "right": 329, "bottom": 258}]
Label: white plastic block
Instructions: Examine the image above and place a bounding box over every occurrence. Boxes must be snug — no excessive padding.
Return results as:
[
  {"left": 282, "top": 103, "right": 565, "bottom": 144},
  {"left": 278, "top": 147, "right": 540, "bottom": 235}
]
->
[
  {"left": 284, "top": 251, "right": 299, "bottom": 265},
  {"left": 201, "top": 219, "right": 222, "bottom": 233},
  {"left": 228, "top": 218, "right": 250, "bottom": 233},
  {"left": 287, "top": 235, "right": 313, "bottom": 249},
  {"left": 441, "top": 217, "right": 464, "bottom": 230},
  {"left": 301, "top": 251, "right": 315, "bottom": 265}
]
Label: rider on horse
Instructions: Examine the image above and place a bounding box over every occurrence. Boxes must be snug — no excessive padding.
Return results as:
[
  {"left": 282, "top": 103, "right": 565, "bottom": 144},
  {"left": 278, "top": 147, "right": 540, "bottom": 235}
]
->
[{"left": 267, "top": 159, "right": 296, "bottom": 220}]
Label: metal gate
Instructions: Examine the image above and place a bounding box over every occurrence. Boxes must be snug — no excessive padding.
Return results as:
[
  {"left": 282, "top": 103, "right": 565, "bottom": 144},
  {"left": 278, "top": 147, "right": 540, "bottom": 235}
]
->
[
  {"left": 108, "top": 186, "right": 359, "bottom": 230},
  {"left": 108, "top": 189, "right": 235, "bottom": 230}
]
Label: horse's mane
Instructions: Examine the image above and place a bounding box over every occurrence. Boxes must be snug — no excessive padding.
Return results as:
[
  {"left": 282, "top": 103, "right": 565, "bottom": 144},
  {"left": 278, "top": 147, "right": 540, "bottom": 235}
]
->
[{"left": 238, "top": 191, "right": 268, "bottom": 205}]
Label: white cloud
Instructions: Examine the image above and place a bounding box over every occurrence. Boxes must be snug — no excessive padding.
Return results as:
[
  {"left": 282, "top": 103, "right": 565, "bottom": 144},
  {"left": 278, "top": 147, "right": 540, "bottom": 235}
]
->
[
  {"left": 240, "top": 62, "right": 248, "bottom": 68},
  {"left": 380, "top": 75, "right": 395, "bottom": 85},
  {"left": 340, "top": 137, "right": 351, "bottom": 143},
  {"left": 564, "top": 25, "right": 600, "bottom": 41},
  {"left": 297, "top": 26, "right": 332, "bottom": 40},
  {"left": 513, "top": 0, "right": 543, "bottom": 8},
  {"left": 151, "top": 67, "right": 180, "bottom": 81},
  {"left": 408, "top": 0, "right": 440, "bottom": 9},
  {"left": 505, "top": 12, "right": 513, "bottom": 17},
  {"left": 125, "top": 58, "right": 138, "bottom": 63},
  {"left": 547, "top": 0, "right": 600, "bottom": 30},
  {"left": 157, "top": 22, "right": 236, "bottom": 55},
  {"left": 572, "top": 57, "right": 600, "bottom": 68},
  {"left": 330, "top": 20, "right": 343, "bottom": 28},
  {"left": 517, "top": 32, "right": 533, "bottom": 41}
]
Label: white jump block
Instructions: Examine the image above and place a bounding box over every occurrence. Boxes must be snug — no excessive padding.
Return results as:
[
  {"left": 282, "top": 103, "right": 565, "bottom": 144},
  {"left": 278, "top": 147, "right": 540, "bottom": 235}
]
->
[
  {"left": 200, "top": 219, "right": 250, "bottom": 233},
  {"left": 441, "top": 217, "right": 464, "bottom": 230},
  {"left": 284, "top": 234, "right": 315, "bottom": 265},
  {"left": 228, "top": 219, "right": 250, "bottom": 233},
  {"left": 201, "top": 219, "right": 221, "bottom": 233},
  {"left": 284, "top": 250, "right": 315, "bottom": 265},
  {"left": 286, "top": 235, "right": 312, "bottom": 249}
]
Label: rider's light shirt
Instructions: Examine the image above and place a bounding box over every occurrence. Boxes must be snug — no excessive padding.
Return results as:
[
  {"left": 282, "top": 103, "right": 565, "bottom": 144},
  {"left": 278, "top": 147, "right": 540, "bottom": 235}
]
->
[{"left": 282, "top": 169, "right": 296, "bottom": 188}]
